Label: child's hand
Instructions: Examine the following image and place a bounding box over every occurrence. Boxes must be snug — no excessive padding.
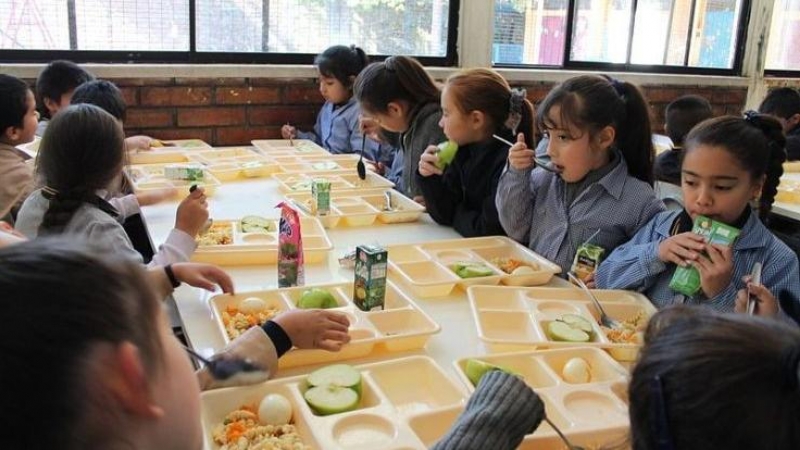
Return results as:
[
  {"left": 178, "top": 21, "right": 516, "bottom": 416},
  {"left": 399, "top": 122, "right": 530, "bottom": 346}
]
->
[
  {"left": 693, "top": 243, "right": 734, "bottom": 299},
  {"left": 657, "top": 232, "right": 706, "bottom": 266},
  {"left": 360, "top": 117, "right": 384, "bottom": 142},
  {"left": 0, "top": 221, "right": 27, "bottom": 248},
  {"left": 136, "top": 187, "right": 179, "bottom": 206},
  {"left": 413, "top": 195, "right": 426, "bottom": 207},
  {"left": 507, "top": 133, "right": 535, "bottom": 171},
  {"left": 734, "top": 275, "right": 779, "bottom": 317},
  {"left": 171, "top": 263, "right": 234, "bottom": 294},
  {"left": 281, "top": 124, "right": 297, "bottom": 139},
  {"left": 272, "top": 310, "right": 351, "bottom": 351},
  {"left": 175, "top": 187, "right": 209, "bottom": 237},
  {"left": 124, "top": 135, "right": 154, "bottom": 151},
  {"left": 419, "top": 145, "right": 444, "bottom": 177}
]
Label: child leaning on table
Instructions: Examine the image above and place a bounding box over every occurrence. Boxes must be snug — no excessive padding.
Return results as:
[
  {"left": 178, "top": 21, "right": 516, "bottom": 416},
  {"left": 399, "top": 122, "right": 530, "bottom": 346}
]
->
[
  {"left": 495, "top": 75, "right": 665, "bottom": 276},
  {"left": 0, "top": 238, "right": 351, "bottom": 450},
  {"left": 0, "top": 74, "right": 39, "bottom": 221},
  {"left": 14, "top": 103, "right": 208, "bottom": 267},
  {"left": 34, "top": 59, "right": 94, "bottom": 136},
  {"left": 596, "top": 113, "right": 800, "bottom": 314},
  {"left": 281, "top": 45, "right": 393, "bottom": 166}
]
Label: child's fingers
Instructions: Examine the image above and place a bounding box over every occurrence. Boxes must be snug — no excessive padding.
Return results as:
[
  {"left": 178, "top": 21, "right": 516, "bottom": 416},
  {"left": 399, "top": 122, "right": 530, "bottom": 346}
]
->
[
  {"left": 319, "top": 330, "right": 351, "bottom": 345},
  {"left": 324, "top": 311, "right": 351, "bottom": 328},
  {"left": 316, "top": 339, "right": 347, "bottom": 352},
  {"left": 205, "top": 267, "right": 234, "bottom": 294},
  {"left": 321, "top": 318, "right": 350, "bottom": 335},
  {"left": 516, "top": 132, "right": 526, "bottom": 144},
  {"left": 734, "top": 288, "right": 748, "bottom": 313}
]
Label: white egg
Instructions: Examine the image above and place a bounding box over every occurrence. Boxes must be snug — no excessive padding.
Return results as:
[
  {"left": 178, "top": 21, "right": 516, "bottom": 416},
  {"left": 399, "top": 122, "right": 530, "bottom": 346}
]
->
[
  {"left": 562, "top": 357, "right": 591, "bottom": 384},
  {"left": 239, "top": 297, "right": 267, "bottom": 314},
  {"left": 258, "top": 393, "right": 293, "bottom": 426},
  {"left": 511, "top": 265, "right": 536, "bottom": 275}
]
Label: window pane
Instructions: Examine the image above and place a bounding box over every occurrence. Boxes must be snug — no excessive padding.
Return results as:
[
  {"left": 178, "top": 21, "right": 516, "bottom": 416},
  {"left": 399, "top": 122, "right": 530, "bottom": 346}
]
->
[
  {"left": 74, "top": 0, "right": 189, "bottom": 51},
  {"left": 493, "top": 0, "right": 568, "bottom": 66},
  {"left": 766, "top": 0, "right": 800, "bottom": 71},
  {"left": 631, "top": 0, "right": 694, "bottom": 66},
  {"left": 570, "top": 0, "right": 633, "bottom": 64},
  {"left": 686, "top": 0, "right": 742, "bottom": 69},
  {"left": 196, "top": 0, "right": 451, "bottom": 56},
  {"left": 0, "top": 0, "right": 70, "bottom": 49}
]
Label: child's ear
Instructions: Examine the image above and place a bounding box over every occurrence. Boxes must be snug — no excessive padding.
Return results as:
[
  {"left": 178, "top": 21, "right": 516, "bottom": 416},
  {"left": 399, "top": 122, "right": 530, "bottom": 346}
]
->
[
  {"left": 347, "top": 75, "right": 356, "bottom": 88},
  {"left": 469, "top": 110, "right": 486, "bottom": 130},
  {"left": 2, "top": 125, "right": 15, "bottom": 141},
  {"left": 387, "top": 101, "right": 404, "bottom": 119},
  {"left": 596, "top": 125, "right": 616, "bottom": 150},
  {"left": 44, "top": 97, "right": 60, "bottom": 116},
  {"left": 107, "top": 342, "right": 164, "bottom": 420},
  {"left": 752, "top": 174, "right": 766, "bottom": 201},
  {"left": 788, "top": 113, "right": 800, "bottom": 129}
]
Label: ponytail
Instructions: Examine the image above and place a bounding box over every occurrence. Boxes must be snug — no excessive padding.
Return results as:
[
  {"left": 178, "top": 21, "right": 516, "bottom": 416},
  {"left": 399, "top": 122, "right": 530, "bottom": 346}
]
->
[
  {"left": 614, "top": 80, "right": 655, "bottom": 186},
  {"left": 39, "top": 188, "right": 118, "bottom": 235},
  {"left": 353, "top": 55, "right": 440, "bottom": 114},
  {"left": 743, "top": 112, "right": 787, "bottom": 221},
  {"left": 315, "top": 44, "right": 371, "bottom": 89}
]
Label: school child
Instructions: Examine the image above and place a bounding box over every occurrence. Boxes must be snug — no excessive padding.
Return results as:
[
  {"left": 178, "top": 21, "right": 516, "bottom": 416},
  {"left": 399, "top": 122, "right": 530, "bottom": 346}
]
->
[
  {"left": 0, "top": 74, "right": 39, "bottom": 221},
  {"left": 654, "top": 95, "right": 713, "bottom": 186},
  {"left": 0, "top": 238, "right": 352, "bottom": 449},
  {"left": 759, "top": 87, "right": 800, "bottom": 161},
  {"left": 496, "top": 75, "right": 665, "bottom": 276},
  {"left": 15, "top": 104, "right": 208, "bottom": 267},
  {"left": 354, "top": 55, "right": 446, "bottom": 201},
  {"left": 280, "top": 45, "right": 393, "bottom": 166},
  {"left": 596, "top": 113, "right": 800, "bottom": 313},
  {"left": 35, "top": 60, "right": 94, "bottom": 136},
  {"left": 416, "top": 68, "right": 528, "bottom": 237}
]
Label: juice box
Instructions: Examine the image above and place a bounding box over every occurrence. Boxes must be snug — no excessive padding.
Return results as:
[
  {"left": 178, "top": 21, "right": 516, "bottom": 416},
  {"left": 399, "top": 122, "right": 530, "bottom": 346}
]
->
[
  {"left": 571, "top": 243, "right": 605, "bottom": 282},
  {"left": 164, "top": 164, "right": 204, "bottom": 181},
  {"left": 353, "top": 244, "right": 387, "bottom": 312},
  {"left": 669, "top": 215, "right": 740, "bottom": 296},
  {"left": 311, "top": 178, "right": 331, "bottom": 215},
  {"left": 277, "top": 202, "right": 304, "bottom": 288}
]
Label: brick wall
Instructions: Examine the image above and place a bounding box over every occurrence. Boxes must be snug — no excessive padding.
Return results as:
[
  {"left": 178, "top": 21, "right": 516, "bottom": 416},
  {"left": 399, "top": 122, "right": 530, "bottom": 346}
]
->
[{"left": 25, "top": 75, "right": 747, "bottom": 146}]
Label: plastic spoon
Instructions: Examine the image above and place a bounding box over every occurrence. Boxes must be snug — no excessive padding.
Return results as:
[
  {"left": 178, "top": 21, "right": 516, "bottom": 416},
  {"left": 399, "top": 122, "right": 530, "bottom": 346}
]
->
[
  {"left": 357, "top": 134, "right": 367, "bottom": 180},
  {"left": 546, "top": 417, "right": 585, "bottom": 450},
  {"left": 492, "top": 134, "right": 558, "bottom": 173},
  {"left": 747, "top": 262, "right": 762, "bottom": 315},
  {"left": 183, "top": 345, "right": 266, "bottom": 381},
  {"left": 567, "top": 272, "right": 622, "bottom": 329}
]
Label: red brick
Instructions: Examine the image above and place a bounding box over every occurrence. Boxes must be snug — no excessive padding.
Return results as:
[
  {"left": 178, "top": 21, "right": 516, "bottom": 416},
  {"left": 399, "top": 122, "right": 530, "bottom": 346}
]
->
[
  {"left": 177, "top": 107, "right": 245, "bottom": 127},
  {"left": 176, "top": 77, "right": 246, "bottom": 87},
  {"left": 284, "top": 85, "right": 322, "bottom": 103},
  {"left": 141, "top": 87, "right": 212, "bottom": 106},
  {"left": 137, "top": 127, "right": 213, "bottom": 143},
  {"left": 111, "top": 77, "right": 173, "bottom": 87},
  {"left": 642, "top": 87, "right": 684, "bottom": 103},
  {"left": 126, "top": 108, "right": 174, "bottom": 128},
  {"left": 216, "top": 87, "right": 281, "bottom": 105},
  {"left": 216, "top": 126, "right": 281, "bottom": 146},
  {"left": 251, "top": 77, "right": 313, "bottom": 87},
  {"left": 119, "top": 87, "right": 138, "bottom": 107},
  {"left": 248, "top": 106, "right": 318, "bottom": 127}
]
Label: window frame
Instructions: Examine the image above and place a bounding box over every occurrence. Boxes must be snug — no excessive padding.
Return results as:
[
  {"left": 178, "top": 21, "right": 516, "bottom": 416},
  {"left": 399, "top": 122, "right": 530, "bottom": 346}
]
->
[
  {"left": 0, "top": 0, "right": 461, "bottom": 66},
  {"left": 492, "top": 0, "right": 752, "bottom": 76}
]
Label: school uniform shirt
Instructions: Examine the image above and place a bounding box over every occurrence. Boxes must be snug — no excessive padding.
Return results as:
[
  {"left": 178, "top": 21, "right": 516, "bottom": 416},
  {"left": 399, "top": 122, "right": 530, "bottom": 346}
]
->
[
  {"left": 595, "top": 209, "right": 800, "bottom": 313},
  {"left": 297, "top": 97, "right": 393, "bottom": 166},
  {"left": 15, "top": 189, "right": 196, "bottom": 267},
  {"left": 787, "top": 125, "right": 800, "bottom": 161},
  {"left": 35, "top": 119, "right": 48, "bottom": 137},
  {"left": 0, "top": 142, "right": 34, "bottom": 220},
  {"left": 653, "top": 146, "right": 682, "bottom": 186},
  {"left": 386, "top": 101, "right": 447, "bottom": 198},
  {"left": 416, "top": 136, "right": 509, "bottom": 238},
  {"left": 496, "top": 151, "right": 665, "bottom": 275}
]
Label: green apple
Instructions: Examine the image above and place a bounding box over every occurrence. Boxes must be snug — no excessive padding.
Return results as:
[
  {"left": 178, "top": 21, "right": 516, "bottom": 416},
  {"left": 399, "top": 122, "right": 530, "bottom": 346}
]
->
[
  {"left": 307, "top": 364, "right": 362, "bottom": 395},
  {"left": 560, "top": 314, "right": 594, "bottom": 335},
  {"left": 298, "top": 288, "right": 338, "bottom": 309},
  {"left": 304, "top": 385, "right": 360, "bottom": 416},
  {"left": 464, "top": 359, "right": 518, "bottom": 387},
  {"left": 547, "top": 321, "right": 591, "bottom": 342},
  {"left": 452, "top": 262, "right": 494, "bottom": 279},
  {"left": 435, "top": 140, "right": 459, "bottom": 169}
]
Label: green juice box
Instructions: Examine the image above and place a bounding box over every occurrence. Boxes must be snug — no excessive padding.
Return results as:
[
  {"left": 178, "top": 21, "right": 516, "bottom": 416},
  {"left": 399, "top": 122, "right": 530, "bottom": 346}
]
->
[
  {"left": 571, "top": 243, "right": 606, "bottom": 282},
  {"left": 668, "top": 215, "right": 741, "bottom": 296},
  {"left": 353, "top": 245, "right": 387, "bottom": 312},
  {"left": 311, "top": 178, "right": 331, "bottom": 216}
]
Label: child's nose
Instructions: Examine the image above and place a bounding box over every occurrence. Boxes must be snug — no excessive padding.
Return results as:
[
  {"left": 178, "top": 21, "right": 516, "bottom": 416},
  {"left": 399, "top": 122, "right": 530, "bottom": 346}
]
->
[
  {"left": 546, "top": 139, "right": 556, "bottom": 158},
  {"left": 695, "top": 186, "right": 713, "bottom": 206}
]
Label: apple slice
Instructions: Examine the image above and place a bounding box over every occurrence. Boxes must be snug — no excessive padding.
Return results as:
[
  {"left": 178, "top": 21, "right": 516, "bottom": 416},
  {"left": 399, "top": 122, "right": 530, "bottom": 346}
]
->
[
  {"left": 560, "top": 314, "right": 594, "bottom": 334},
  {"left": 304, "top": 385, "right": 360, "bottom": 416},
  {"left": 547, "top": 321, "right": 590, "bottom": 342},
  {"left": 464, "top": 359, "right": 519, "bottom": 387},
  {"left": 306, "top": 364, "right": 362, "bottom": 396}
]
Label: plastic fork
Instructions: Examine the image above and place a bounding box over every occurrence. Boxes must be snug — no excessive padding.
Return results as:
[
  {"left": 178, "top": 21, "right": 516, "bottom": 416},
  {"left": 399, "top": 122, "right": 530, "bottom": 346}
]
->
[
  {"left": 492, "top": 134, "right": 559, "bottom": 173},
  {"left": 357, "top": 134, "right": 367, "bottom": 180},
  {"left": 567, "top": 272, "right": 622, "bottom": 329},
  {"left": 183, "top": 345, "right": 266, "bottom": 381},
  {"left": 545, "top": 417, "right": 585, "bottom": 450}
]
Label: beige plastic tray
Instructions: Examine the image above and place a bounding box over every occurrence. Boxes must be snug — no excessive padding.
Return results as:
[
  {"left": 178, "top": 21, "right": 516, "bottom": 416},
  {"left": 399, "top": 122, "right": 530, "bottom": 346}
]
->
[
  {"left": 201, "top": 356, "right": 470, "bottom": 450},
  {"left": 187, "top": 147, "right": 278, "bottom": 180},
  {"left": 252, "top": 139, "right": 330, "bottom": 156},
  {"left": 273, "top": 171, "right": 395, "bottom": 195},
  {"left": 784, "top": 162, "right": 800, "bottom": 173},
  {"left": 777, "top": 178, "right": 800, "bottom": 204},
  {"left": 284, "top": 190, "right": 425, "bottom": 227},
  {"left": 387, "top": 237, "right": 562, "bottom": 298},
  {"left": 209, "top": 281, "right": 440, "bottom": 368},
  {"left": 469, "top": 286, "right": 657, "bottom": 361},
  {"left": 124, "top": 163, "right": 221, "bottom": 197},
  {"left": 451, "top": 348, "right": 631, "bottom": 450},
  {"left": 273, "top": 154, "right": 361, "bottom": 174},
  {"left": 129, "top": 138, "right": 212, "bottom": 164},
  {"left": 192, "top": 216, "right": 332, "bottom": 266}
]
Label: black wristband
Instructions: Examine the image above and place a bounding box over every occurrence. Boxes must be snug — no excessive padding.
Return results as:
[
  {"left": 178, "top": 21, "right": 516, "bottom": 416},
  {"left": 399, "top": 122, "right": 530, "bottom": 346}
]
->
[
  {"left": 263, "top": 320, "right": 293, "bottom": 357},
  {"left": 164, "top": 264, "right": 181, "bottom": 289}
]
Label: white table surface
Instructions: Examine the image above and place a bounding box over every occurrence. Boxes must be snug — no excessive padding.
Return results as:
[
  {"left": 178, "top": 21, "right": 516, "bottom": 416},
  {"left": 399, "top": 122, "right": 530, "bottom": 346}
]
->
[{"left": 140, "top": 175, "right": 571, "bottom": 381}]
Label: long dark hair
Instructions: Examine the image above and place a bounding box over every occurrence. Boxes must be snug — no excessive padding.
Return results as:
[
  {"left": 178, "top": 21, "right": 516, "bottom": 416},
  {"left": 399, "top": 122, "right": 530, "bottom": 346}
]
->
[
  {"left": 0, "top": 238, "right": 163, "bottom": 450},
  {"left": 536, "top": 75, "right": 655, "bottom": 185},
  {"left": 353, "top": 55, "right": 440, "bottom": 115},
  {"left": 684, "top": 114, "right": 787, "bottom": 221},
  {"left": 315, "top": 45, "right": 369, "bottom": 90},
  {"left": 444, "top": 68, "right": 535, "bottom": 148},
  {"left": 36, "top": 103, "right": 125, "bottom": 234},
  {"left": 629, "top": 306, "right": 800, "bottom": 450}
]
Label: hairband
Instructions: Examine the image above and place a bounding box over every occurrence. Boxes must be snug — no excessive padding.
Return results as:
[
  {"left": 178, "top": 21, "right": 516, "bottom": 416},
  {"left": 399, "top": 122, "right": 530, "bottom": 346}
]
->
[
  {"left": 608, "top": 77, "right": 626, "bottom": 97},
  {"left": 743, "top": 110, "right": 760, "bottom": 125},
  {"left": 504, "top": 88, "right": 527, "bottom": 135},
  {"left": 780, "top": 342, "right": 800, "bottom": 390}
]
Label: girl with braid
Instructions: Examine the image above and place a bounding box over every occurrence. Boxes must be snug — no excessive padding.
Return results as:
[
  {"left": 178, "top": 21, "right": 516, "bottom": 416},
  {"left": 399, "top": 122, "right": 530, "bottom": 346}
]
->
[
  {"left": 597, "top": 113, "right": 800, "bottom": 315},
  {"left": 15, "top": 104, "right": 208, "bottom": 266}
]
